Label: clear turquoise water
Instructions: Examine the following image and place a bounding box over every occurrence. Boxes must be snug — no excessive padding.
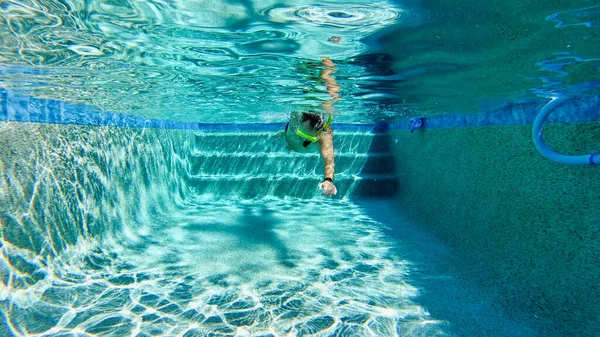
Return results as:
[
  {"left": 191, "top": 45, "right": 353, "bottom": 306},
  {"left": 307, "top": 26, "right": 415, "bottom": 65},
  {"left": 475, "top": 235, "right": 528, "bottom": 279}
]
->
[
  {"left": 2, "top": 0, "right": 596, "bottom": 123},
  {"left": 1, "top": 123, "right": 543, "bottom": 336},
  {"left": 0, "top": 126, "right": 454, "bottom": 336},
  {"left": 0, "top": 0, "right": 404, "bottom": 122},
  {"left": 1, "top": 0, "right": 598, "bottom": 336}
]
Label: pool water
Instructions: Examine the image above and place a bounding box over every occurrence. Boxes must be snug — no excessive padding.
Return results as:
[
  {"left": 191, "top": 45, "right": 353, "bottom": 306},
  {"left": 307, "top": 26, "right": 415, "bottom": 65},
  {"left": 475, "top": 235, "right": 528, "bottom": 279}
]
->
[
  {"left": 1, "top": 0, "right": 599, "bottom": 336},
  {"left": 0, "top": 122, "right": 542, "bottom": 336},
  {"left": 1, "top": 192, "right": 539, "bottom": 337},
  {"left": 17, "top": 199, "right": 439, "bottom": 337}
]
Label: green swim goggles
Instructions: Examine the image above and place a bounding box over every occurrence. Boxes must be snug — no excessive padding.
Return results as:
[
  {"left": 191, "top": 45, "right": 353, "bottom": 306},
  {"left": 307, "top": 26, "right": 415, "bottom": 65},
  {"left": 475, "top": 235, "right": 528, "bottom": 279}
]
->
[{"left": 295, "top": 114, "right": 333, "bottom": 144}]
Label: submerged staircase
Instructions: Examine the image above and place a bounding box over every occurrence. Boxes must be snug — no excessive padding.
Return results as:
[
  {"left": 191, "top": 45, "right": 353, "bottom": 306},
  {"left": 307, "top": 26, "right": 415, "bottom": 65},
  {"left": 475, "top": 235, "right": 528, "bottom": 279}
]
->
[{"left": 187, "top": 128, "right": 398, "bottom": 199}]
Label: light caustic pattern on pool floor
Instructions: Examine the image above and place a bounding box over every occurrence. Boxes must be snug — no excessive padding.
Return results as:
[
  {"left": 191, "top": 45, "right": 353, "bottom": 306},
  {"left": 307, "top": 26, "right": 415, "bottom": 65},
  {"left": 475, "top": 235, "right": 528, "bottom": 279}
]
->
[{"left": 1, "top": 198, "right": 448, "bottom": 337}]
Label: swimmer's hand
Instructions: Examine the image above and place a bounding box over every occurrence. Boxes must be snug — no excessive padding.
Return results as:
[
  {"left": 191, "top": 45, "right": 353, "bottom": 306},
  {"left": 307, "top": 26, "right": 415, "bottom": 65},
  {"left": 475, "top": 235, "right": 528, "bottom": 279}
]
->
[{"left": 318, "top": 180, "right": 337, "bottom": 196}]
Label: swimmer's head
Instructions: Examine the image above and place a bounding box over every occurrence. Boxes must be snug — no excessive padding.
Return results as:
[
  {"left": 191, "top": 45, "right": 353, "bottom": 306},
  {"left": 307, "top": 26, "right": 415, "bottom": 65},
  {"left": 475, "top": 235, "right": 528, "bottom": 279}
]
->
[
  {"left": 301, "top": 112, "right": 324, "bottom": 132},
  {"left": 328, "top": 36, "right": 342, "bottom": 43}
]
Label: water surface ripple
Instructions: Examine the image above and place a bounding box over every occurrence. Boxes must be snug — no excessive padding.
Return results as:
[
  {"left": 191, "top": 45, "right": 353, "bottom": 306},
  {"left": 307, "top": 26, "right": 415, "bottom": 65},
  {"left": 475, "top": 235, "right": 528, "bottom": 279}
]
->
[{"left": 0, "top": 0, "right": 402, "bottom": 123}]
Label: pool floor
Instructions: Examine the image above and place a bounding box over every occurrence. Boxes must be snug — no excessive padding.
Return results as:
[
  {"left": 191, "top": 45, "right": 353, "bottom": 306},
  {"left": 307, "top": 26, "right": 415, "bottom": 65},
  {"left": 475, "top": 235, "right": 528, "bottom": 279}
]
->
[{"left": 2, "top": 197, "right": 541, "bottom": 337}]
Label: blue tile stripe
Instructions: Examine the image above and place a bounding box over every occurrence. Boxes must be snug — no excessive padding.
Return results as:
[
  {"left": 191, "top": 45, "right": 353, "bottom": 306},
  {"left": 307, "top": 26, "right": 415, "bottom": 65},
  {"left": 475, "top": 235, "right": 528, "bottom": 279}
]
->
[
  {"left": 0, "top": 90, "right": 386, "bottom": 133},
  {"left": 2, "top": 89, "right": 598, "bottom": 132},
  {"left": 0, "top": 89, "right": 7, "bottom": 122},
  {"left": 388, "top": 95, "right": 600, "bottom": 130}
]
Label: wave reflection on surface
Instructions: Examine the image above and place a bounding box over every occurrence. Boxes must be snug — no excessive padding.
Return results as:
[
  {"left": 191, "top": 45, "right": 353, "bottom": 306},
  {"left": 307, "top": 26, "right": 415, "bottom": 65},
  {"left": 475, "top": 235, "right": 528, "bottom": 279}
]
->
[{"left": 0, "top": 0, "right": 402, "bottom": 123}]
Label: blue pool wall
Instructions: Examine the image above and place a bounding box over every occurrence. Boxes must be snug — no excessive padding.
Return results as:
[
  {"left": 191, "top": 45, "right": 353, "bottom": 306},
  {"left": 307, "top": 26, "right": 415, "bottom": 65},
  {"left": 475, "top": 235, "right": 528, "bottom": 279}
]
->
[
  {"left": 389, "top": 96, "right": 600, "bottom": 337},
  {"left": 0, "top": 89, "right": 389, "bottom": 133},
  {"left": 3, "top": 89, "right": 600, "bottom": 131}
]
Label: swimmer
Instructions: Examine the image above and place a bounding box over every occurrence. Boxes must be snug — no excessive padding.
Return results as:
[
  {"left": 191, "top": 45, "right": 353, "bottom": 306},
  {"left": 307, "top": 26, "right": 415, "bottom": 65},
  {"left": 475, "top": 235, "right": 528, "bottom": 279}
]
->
[{"left": 284, "top": 57, "right": 341, "bottom": 196}]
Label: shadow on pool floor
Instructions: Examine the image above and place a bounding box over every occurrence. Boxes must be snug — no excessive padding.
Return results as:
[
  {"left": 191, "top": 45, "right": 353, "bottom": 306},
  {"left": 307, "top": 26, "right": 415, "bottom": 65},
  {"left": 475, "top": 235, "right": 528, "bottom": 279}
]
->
[{"left": 355, "top": 198, "right": 543, "bottom": 337}]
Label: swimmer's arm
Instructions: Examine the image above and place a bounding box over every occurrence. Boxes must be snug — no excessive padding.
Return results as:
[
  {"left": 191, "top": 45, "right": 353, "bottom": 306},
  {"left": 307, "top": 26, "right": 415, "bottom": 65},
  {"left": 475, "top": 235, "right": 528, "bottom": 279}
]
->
[
  {"left": 320, "top": 57, "right": 341, "bottom": 114},
  {"left": 319, "top": 129, "right": 335, "bottom": 181}
]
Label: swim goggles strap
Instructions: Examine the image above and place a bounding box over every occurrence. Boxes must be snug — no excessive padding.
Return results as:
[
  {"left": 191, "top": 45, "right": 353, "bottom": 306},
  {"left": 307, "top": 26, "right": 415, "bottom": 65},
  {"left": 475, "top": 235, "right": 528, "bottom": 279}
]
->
[
  {"left": 295, "top": 114, "right": 333, "bottom": 142},
  {"left": 323, "top": 114, "right": 333, "bottom": 130},
  {"left": 296, "top": 129, "right": 319, "bottom": 142}
]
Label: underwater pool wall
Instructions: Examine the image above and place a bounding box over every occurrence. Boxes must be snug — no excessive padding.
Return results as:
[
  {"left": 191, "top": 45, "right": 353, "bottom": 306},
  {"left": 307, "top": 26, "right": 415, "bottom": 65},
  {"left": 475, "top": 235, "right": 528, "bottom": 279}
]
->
[
  {"left": 2, "top": 90, "right": 598, "bottom": 335},
  {"left": 0, "top": 91, "right": 399, "bottom": 297},
  {"left": 389, "top": 96, "right": 600, "bottom": 336},
  {"left": 0, "top": 120, "right": 194, "bottom": 293}
]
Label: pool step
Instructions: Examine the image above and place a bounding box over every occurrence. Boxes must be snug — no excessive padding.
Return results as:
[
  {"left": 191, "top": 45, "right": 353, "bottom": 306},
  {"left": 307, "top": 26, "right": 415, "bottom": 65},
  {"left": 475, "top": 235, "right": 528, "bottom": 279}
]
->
[
  {"left": 187, "top": 174, "right": 398, "bottom": 199},
  {"left": 188, "top": 131, "right": 398, "bottom": 198},
  {"left": 193, "top": 132, "right": 391, "bottom": 154},
  {"left": 188, "top": 152, "right": 395, "bottom": 176}
]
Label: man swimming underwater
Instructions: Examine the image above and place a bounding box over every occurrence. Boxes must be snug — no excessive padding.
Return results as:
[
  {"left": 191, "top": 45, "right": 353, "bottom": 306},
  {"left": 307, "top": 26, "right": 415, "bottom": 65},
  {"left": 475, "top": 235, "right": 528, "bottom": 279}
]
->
[{"left": 284, "top": 57, "right": 340, "bottom": 197}]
